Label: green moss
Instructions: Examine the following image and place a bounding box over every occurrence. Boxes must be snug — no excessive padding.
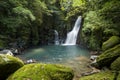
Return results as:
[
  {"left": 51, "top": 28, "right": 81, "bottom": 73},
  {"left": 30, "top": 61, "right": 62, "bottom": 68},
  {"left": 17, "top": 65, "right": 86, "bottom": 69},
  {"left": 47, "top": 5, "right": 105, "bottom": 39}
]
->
[
  {"left": 8, "top": 63, "right": 74, "bottom": 80},
  {"left": 111, "top": 57, "right": 120, "bottom": 71},
  {"left": 79, "top": 70, "right": 115, "bottom": 80},
  {"left": 0, "top": 54, "right": 24, "bottom": 80},
  {"left": 96, "top": 44, "right": 120, "bottom": 68},
  {"left": 102, "top": 36, "right": 120, "bottom": 51},
  {"left": 117, "top": 73, "right": 120, "bottom": 80}
]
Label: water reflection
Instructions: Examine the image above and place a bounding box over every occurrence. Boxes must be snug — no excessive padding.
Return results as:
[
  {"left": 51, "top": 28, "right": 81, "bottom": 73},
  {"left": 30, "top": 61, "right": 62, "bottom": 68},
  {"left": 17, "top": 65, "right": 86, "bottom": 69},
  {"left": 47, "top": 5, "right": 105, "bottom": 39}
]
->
[{"left": 21, "top": 45, "right": 90, "bottom": 64}]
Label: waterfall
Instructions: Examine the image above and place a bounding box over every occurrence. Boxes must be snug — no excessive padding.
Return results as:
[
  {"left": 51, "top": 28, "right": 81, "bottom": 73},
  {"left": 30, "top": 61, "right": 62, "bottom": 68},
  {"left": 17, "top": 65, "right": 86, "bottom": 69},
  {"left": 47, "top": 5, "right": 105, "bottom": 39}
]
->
[
  {"left": 54, "top": 30, "right": 59, "bottom": 45},
  {"left": 63, "top": 16, "right": 82, "bottom": 45}
]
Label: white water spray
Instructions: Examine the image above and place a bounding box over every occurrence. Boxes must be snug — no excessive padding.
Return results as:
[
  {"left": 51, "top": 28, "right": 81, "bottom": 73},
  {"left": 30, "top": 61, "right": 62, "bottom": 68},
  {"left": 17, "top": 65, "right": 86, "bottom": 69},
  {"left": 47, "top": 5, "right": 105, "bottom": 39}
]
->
[
  {"left": 63, "top": 16, "right": 82, "bottom": 45},
  {"left": 54, "top": 30, "right": 59, "bottom": 45}
]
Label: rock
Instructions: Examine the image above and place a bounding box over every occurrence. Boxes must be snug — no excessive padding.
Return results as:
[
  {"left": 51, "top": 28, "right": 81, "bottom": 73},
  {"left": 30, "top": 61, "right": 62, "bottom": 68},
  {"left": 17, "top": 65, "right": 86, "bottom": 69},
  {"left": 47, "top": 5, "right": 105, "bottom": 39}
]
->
[
  {"left": 90, "top": 55, "right": 98, "bottom": 61},
  {"left": 7, "top": 63, "right": 74, "bottom": 80},
  {"left": 96, "top": 44, "right": 120, "bottom": 68},
  {"left": 0, "top": 49, "right": 14, "bottom": 56},
  {"left": 0, "top": 54, "right": 24, "bottom": 80},
  {"left": 90, "top": 51, "right": 98, "bottom": 55},
  {"left": 102, "top": 36, "right": 120, "bottom": 51},
  {"left": 25, "top": 59, "right": 37, "bottom": 64},
  {"left": 10, "top": 48, "right": 20, "bottom": 55},
  {"left": 117, "top": 73, "right": 120, "bottom": 80},
  {"left": 90, "top": 55, "right": 99, "bottom": 68},
  {"left": 80, "top": 70, "right": 114, "bottom": 80},
  {"left": 81, "top": 67, "right": 100, "bottom": 76},
  {"left": 111, "top": 57, "right": 120, "bottom": 71}
]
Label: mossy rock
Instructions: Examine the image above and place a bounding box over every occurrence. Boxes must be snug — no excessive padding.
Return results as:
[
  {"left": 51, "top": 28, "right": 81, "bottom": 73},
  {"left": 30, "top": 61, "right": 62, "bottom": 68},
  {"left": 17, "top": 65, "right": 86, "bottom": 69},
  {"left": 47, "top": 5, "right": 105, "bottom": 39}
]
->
[
  {"left": 111, "top": 57, "right": 120, "bottom": 71},
  {"left": 96, "top": 44, "right": 120, "bottom": 68},
  {"left": 79, "top": 70, "right": 115, "bottom": 80},
  {"left": 7, "top": 63, "right": 74, "bottom": 80},
  {"left": 0, "top": 54, "right": 24, "bottom": 80},
  {"left": 117, "top": 73, "right": 120, "bottom": 80},
  {"left": 102, "top": 36, "right": 120, "bottom": 51}
]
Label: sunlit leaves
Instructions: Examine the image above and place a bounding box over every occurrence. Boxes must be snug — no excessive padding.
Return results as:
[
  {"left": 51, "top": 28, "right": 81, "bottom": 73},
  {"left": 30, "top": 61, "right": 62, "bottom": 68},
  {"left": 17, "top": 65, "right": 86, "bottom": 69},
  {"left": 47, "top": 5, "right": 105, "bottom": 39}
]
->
[
  {"left": 9, "top": 0, "right": 28, "bottom": 7},
  {"left": 104, "top": 29, "right": 119, "bottom": 36},
  {"left": 1, "top": 17, "right": 23, "bottom": 28},
  {"left": 13, "top": 6, "right": 36, "bottom": 21},
  {"left": 72, "top": 0, "right": 86, "bottom": 7},
  {"left": 65, "top": 6, "right": 85, "bottom": 20}
]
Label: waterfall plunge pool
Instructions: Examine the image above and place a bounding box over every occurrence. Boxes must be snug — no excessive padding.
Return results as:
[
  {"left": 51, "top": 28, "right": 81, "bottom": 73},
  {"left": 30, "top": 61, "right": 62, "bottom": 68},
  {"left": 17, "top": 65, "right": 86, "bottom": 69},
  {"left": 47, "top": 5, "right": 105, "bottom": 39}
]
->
[
  {"left": 21, "top": 45, "right": 90, "bottom": 64},
  {"left": 19, "top": 45, "right": 92, "bottom": 79}
]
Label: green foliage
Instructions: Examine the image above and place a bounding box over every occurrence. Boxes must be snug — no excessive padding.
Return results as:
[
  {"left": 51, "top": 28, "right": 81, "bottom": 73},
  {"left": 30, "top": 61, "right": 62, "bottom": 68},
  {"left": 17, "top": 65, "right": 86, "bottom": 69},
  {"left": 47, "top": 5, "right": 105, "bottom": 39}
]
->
[
  {"left": 27, "top": 0, "right": 50, "bottom": 24},
  {"left": 0, "top": 40, "right": 5, "bottom": 47},
  {"left": 99, "top": 0, "right": 120, "bottom": 34},
  {"left": 82, "top": 11, "right": 103, "bottom": 50},
  {"left": 104, "top": 29, "right": 119, "bottom": 36},
  {"left": 60, "top": 0, "right": 72, "bottom": 11},
  {"left": 82, "top": 0, "right": 120, "bottom": 50},
  {"left": 65, "top": 6, "right": 86, "bottom": 20},
  {"left": 9, "top": 0, "right": 28, "bottom": 7},
  {"left": 13, "top": 6, "right": 36, "bottom": 21},
  {"left": 0, "top": 0, "right": 53, "bottom": 46},
  {"left": 100, "top": 0, "right": 120, "bottom": 20},
  {"left": 72, "top": 0, "right": 86, "bottom": 7},
  {"left": 60, "top": 0, "right": 87, "bottom": 20},
  {"left": 8, "top": 63, "right": 74, "bottom": 80}
]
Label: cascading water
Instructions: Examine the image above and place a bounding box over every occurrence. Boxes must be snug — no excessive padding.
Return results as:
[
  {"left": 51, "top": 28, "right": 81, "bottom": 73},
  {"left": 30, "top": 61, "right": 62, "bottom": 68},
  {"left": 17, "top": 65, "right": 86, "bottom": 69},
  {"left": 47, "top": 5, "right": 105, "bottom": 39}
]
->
[
  {"left": 54, "top": 30, "right": 59, "bottom": 45},
  {"left": 63, "top": 16, "right": 82, "bottom": 45}
]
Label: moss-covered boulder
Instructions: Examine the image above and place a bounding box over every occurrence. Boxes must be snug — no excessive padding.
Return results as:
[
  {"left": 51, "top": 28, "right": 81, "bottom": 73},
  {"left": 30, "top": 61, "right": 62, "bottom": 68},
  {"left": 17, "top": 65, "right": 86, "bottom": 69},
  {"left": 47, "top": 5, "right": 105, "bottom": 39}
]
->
[
  {"left": 96, "top": 44, "right": 120, "bottom": 68},
  {"left": 79, "top": 70, "right": 115, "bottom": 80},
  {"left": 0, "top": 54, "right": 24, "bottom": 80},
  {"left": 7, "top": 63, "right": 74, "bottom": 80},
  {"left": 102, "top": 36, "right": 120, "bottom": 51},
  {"left": 111, "top": 57, "right": 120, "bottom": 71},
  {"left": 117, "top": 73, "right": 120, "bottom": 80}
]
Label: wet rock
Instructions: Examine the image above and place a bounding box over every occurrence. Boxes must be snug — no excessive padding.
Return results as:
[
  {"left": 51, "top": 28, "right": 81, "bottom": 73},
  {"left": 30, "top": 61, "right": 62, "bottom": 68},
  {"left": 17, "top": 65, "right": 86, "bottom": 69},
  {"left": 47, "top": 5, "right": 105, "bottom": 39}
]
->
[
  {"left": 25, "top": 59, "right": 37, "bottom": 64},
  {"left": 90, "top": 55, "right": 98, "bottom": 61},
  {"left": 0, "top": 49, "right": 14, "bottom": 56}
]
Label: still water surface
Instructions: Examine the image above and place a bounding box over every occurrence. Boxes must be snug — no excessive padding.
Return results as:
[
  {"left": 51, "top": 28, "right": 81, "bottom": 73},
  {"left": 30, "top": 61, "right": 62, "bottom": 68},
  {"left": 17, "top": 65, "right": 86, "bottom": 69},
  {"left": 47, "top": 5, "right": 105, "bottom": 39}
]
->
[{"left": 21, "top": 45, "right": 90, "bottom": 64}]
